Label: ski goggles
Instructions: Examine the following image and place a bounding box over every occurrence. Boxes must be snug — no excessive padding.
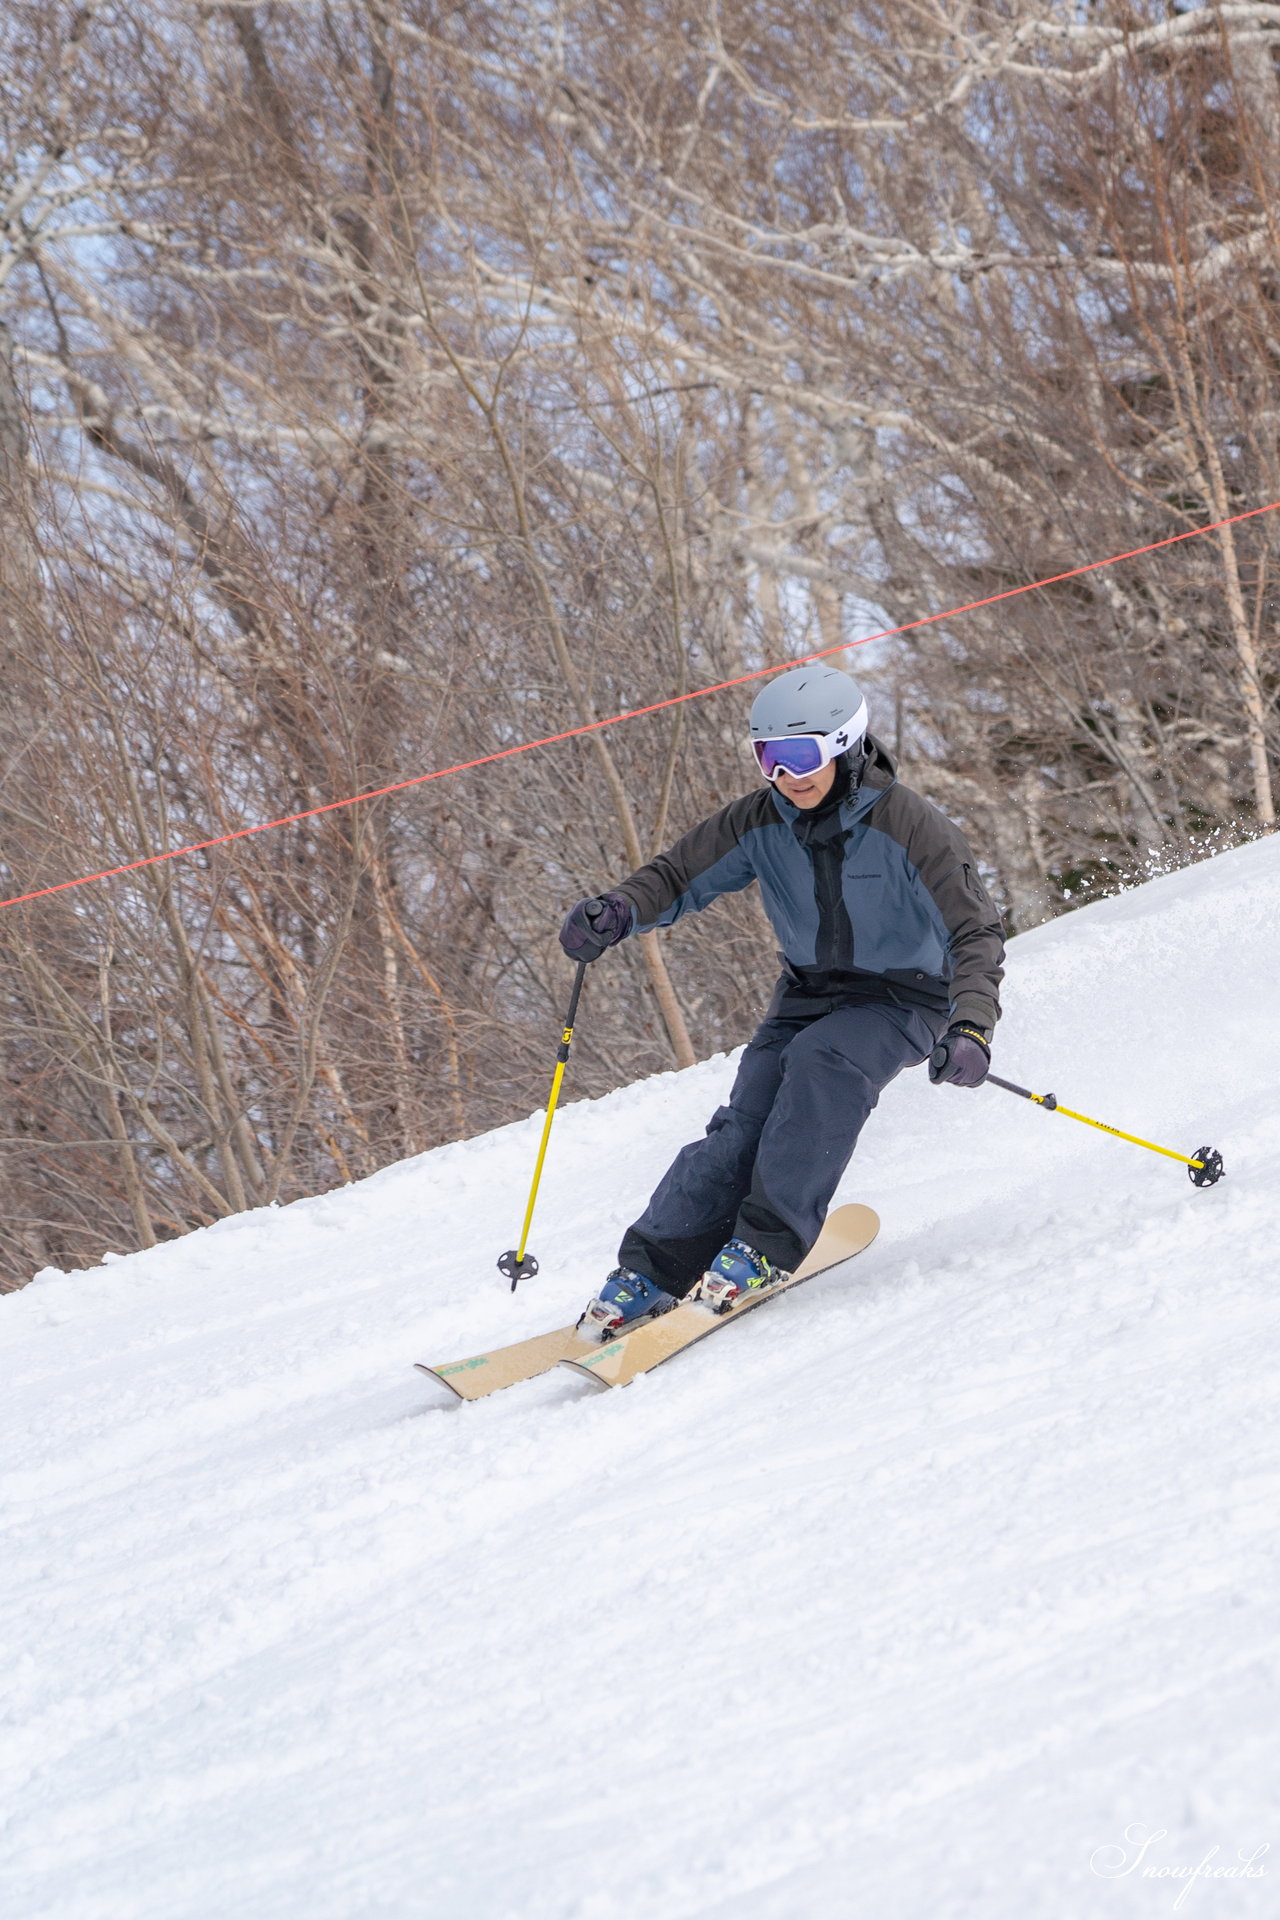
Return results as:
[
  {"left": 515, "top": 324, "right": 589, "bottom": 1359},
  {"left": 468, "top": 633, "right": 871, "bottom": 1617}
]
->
[{"left": 751, "top": 716, "right": 864, "bottom": 782}]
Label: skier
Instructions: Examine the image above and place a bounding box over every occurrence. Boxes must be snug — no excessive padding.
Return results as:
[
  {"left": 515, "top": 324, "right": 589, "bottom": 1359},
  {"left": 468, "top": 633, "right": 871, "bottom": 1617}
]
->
[{"left": 559, "top": 664, "right": 1005, "bottom": 1335}]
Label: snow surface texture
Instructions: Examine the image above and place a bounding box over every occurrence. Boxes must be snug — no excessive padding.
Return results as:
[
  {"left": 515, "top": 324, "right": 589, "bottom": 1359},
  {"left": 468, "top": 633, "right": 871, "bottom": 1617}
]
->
[{"left": 3, "top": 840, "right": 1278, "bottom": 1920}]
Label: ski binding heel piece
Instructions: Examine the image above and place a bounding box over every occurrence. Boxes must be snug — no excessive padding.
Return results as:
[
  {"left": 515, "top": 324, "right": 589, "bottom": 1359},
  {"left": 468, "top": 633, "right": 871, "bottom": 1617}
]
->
[
  {"left": 577, "top": 1268, "right": 675, "bottom": 1339},
  {"left": 697, "top": 1273, "right": 744, "bottom": 1316},
  {"left": 693, "top": 1239, "right": 790, "bottom": 1315}
]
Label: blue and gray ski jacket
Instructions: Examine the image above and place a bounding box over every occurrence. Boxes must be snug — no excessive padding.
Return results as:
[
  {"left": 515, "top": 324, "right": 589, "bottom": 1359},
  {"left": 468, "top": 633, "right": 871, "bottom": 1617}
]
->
[{"left": 615, "top": 736, "right": 1005, "bottom": 1033}]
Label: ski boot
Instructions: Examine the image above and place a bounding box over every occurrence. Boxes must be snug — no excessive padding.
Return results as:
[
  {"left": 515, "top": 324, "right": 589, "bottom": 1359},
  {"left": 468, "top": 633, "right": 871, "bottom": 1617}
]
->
[
  {"left": 694, "top": 1239, "right": 789, "bottom": 1315},
  {"left": 578, "top": 1266, "right": 676, "bottom": 1340}
]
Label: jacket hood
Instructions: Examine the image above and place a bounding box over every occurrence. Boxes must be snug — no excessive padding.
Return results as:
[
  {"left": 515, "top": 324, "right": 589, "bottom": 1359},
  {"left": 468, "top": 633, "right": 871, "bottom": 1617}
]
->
[{"left": 859, "top": 731, "right": 897, "bottom": 787}]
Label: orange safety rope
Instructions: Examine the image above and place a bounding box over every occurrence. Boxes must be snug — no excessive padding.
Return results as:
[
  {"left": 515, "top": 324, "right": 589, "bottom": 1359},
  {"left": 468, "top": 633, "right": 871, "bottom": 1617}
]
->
[{"left": 3, "top": 498, "right": 1278, "bottom": 913}]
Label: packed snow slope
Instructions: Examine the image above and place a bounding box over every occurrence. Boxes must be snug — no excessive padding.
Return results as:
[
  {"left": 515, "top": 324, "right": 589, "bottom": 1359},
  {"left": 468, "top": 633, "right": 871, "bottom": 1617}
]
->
[{"left": 3, "top": 840, "right": 1279, "bottom": 1920}]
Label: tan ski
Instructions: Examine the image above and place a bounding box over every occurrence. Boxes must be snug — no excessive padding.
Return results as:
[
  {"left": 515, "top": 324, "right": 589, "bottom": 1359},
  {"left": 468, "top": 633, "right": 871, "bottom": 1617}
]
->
[
  {"left": 414, "top": 1324, "right": 604, "bottom": 1404},
  {"left": 558, "top": 1202, "right": 879, "bottom": 1392}
]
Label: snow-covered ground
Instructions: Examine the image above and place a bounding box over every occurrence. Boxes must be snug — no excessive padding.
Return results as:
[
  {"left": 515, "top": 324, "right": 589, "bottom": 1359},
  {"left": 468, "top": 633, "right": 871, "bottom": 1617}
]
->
[{"left": 3, "top": 840, "right": 1278, "bottom": 1920}]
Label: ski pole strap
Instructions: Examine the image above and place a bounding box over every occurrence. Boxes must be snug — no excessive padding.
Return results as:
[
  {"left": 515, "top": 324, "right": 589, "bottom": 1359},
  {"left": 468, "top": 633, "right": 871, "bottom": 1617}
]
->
[{"left": 985, "top": 1073, "right": 1223, "bottom": 1181}]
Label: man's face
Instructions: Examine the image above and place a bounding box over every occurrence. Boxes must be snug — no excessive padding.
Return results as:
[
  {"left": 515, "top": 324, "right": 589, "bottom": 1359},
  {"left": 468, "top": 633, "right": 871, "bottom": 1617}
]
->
[{"left": 773, "top": 760, "right": 838, "bottom": 810}]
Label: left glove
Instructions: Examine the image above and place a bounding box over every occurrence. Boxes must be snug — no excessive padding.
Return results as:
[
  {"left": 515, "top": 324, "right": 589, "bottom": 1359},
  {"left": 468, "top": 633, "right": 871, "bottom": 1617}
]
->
[
  {"left": 928, "top": 1023, "right": 991, "bottom": 1088},
  {"left": 558, "top": 892, "right": 633, "bottom": 963}
]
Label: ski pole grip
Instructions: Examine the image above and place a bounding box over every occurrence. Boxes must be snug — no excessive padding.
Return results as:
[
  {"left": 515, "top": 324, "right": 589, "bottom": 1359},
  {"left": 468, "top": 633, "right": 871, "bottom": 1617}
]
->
[
  {"left": 559, "top": 959, "right": 587, "bottom": 1059},
  {"left": 567, "top": 957, "right": 587, "bottom": 1014}
]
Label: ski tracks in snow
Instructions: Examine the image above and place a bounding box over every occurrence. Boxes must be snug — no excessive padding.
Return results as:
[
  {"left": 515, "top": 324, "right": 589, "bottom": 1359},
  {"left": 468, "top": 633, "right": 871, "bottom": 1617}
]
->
[{"left": 3, "top": 839, "right": 1280, "bottom": 1918}]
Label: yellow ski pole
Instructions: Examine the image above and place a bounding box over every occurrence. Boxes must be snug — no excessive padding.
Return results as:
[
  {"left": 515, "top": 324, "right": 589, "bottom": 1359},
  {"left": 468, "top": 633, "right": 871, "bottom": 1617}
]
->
[
  {"left": 498, "top": 959, "right": 589, "bottom": 1290},
  {"left": 986, "top": 1074, "right": 1224, "bottom": 1186}
]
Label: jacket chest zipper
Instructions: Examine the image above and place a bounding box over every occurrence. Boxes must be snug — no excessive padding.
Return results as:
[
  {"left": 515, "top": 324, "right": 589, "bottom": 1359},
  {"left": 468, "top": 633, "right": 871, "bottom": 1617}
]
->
[{"left": 810, "top": 836, "right": 854, "bottom": 970}]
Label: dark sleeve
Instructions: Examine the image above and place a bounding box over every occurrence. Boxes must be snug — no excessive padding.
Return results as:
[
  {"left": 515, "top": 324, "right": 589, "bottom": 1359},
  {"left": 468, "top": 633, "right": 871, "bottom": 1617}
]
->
[
  {"left": 613, "top": 792, "right": 770, "bottom": 933},
  {"left": 884, "top": 789, "right": 1006, "bottom": 1032}
]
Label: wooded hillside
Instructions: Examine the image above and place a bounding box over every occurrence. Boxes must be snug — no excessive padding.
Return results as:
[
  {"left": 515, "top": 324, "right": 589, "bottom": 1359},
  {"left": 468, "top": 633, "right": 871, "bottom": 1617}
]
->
[{"left": 2, "top": 1, "right": 1276, "bottom": 1282}]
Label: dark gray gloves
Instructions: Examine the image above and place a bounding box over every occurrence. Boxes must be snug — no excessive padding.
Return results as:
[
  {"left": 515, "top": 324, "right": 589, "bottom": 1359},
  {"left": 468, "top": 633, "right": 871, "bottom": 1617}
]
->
[
  {"left": 559, "top": 892, "right": 633, "bottom": 963},
  {"left": 929, "top": 1023, "right": 992, "bottom": 1088}
]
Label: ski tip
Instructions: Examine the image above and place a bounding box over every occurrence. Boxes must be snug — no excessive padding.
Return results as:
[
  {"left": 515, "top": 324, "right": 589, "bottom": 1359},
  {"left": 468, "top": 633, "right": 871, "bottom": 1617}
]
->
[
  {"left": 412, "top": 1362, "right": 467, "bottom": 1406},
  {"left": 556, "top": 1355, "right": 617, "bottom": 1391}
]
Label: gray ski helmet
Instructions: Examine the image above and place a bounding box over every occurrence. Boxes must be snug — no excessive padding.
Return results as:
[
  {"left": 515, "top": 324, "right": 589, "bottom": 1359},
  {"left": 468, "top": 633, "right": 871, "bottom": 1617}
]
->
[{"left": 749, "top": 664, "right": 868, "bottom": 750}]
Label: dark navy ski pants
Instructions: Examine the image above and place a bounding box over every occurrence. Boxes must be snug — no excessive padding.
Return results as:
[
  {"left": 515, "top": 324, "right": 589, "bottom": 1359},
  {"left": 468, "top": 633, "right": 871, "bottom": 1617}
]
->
[{"left": 619, "top": 1001, "right": 940, "bottom": 1295}]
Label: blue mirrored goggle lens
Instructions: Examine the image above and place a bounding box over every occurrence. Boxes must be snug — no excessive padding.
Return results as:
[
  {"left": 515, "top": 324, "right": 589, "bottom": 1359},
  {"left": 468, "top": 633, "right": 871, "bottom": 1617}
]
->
[{"left": 753, "top": 735, "right": 825, "bottom": 778}]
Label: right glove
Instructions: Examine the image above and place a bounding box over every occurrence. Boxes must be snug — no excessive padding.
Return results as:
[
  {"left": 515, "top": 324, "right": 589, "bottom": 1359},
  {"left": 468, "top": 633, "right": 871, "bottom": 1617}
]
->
[
  {"left": 928, "top": 1023, "right": 992, "bottom": 1088},
  {"left": 559, "top": 892, "right": 633, "bottom": 963}
]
